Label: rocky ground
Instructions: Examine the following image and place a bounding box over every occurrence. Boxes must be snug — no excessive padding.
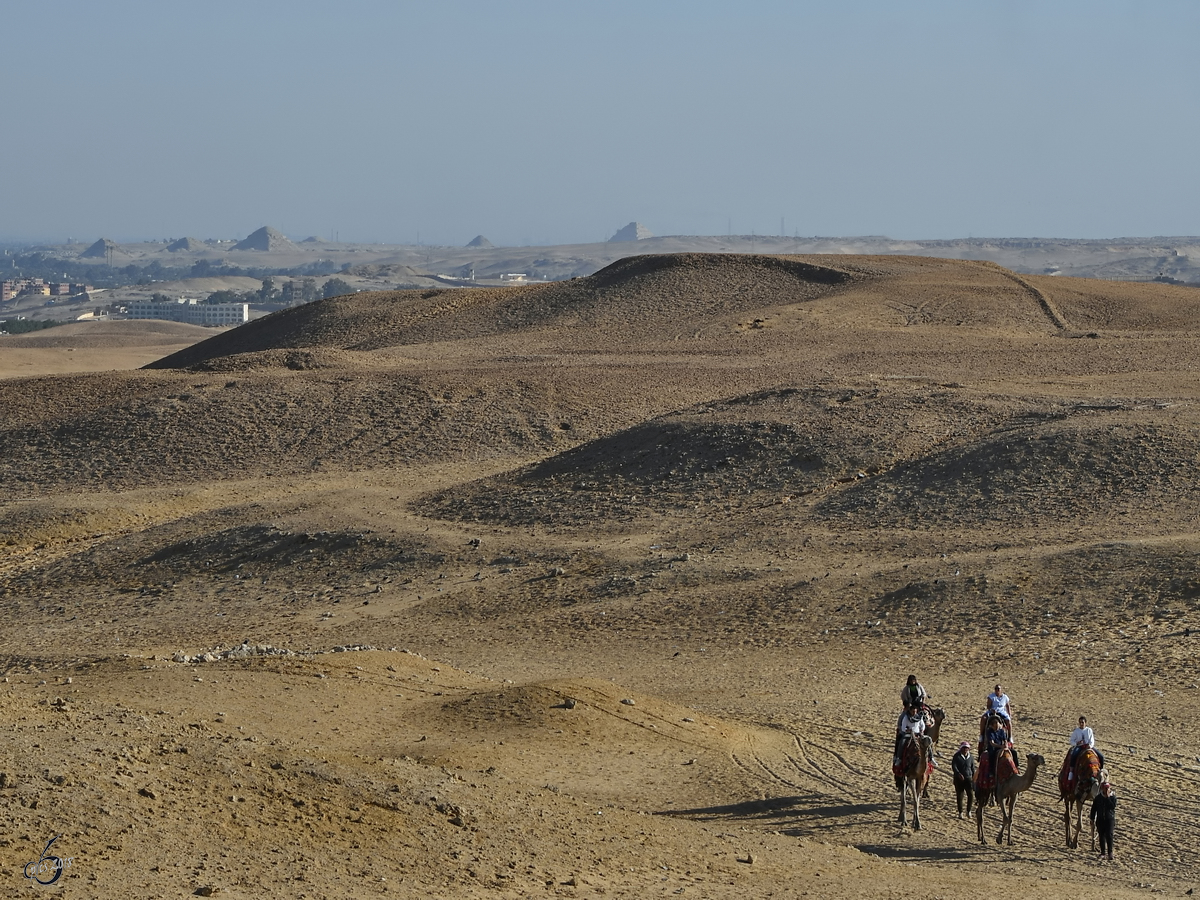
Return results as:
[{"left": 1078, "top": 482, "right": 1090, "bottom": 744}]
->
[{"left": 1, "top": 253, "right": 1198, "bottom": 898}]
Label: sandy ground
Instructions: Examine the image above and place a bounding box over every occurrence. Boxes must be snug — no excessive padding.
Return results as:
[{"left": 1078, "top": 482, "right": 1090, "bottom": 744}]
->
[
  {"left": 1, "top": 254, "right": 1197, "bottom": 898},
  {"left": 0, "top": 321, "right": 225, "bottom": 378}
]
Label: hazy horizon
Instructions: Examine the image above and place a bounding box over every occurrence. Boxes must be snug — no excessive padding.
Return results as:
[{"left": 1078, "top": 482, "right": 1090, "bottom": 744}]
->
[{"left": 4, "top": 1, "right": 1198, "bottom": 245}]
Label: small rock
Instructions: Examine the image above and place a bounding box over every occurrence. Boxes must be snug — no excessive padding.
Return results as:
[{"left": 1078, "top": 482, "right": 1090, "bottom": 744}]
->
[
  {"left": 138, "top": 787, "right": 157, "bottom": 799},
  {"left": 193, "top": 887, "right": 218, "bottom": 897},
  {"left": 620, "top": 698, "right": 635, "bottom": 706},
  {"left": 563, "top": 698, "right": 577, "bottom": 709}
]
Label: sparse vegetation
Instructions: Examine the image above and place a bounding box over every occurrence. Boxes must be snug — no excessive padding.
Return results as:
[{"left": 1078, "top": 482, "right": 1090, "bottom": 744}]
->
[{"left": 1, "top": 317, "right": 60, "bottom": 334}]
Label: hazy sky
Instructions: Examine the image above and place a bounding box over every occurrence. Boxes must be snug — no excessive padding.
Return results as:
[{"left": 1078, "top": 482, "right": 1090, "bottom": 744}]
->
[{"left": 3, "top": 1, "right": 1197, "bottom": 245}]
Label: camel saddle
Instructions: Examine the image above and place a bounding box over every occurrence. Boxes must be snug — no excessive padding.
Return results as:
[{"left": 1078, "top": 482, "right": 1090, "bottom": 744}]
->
[
  {"left": 893, "top": 734, "right": 932, "bottom": 780},
  {"left": 975, "top": 745, "right": 1018, "bottom": 793}
]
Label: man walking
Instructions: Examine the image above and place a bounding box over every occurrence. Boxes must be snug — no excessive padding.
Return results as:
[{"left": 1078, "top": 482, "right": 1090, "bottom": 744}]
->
[
  {"left": 951, "top": 741, "right": 976, "bottom": 818},
  {"left": 1090, "top": 779, "right": 1117, "bottom": 860}
]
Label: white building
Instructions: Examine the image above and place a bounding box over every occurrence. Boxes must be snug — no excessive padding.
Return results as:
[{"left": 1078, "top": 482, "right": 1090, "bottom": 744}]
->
[{"left": 127, "top": 298, "right": 248, "bottom": 326}]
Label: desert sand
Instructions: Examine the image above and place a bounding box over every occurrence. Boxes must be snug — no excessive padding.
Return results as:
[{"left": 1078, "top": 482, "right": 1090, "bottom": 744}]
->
[
  {"left": 0, "top": 321, "right": 224, "bottom": 379},
  {"left": 2, "top": 253, "right": 1198, "bottom": 898}
]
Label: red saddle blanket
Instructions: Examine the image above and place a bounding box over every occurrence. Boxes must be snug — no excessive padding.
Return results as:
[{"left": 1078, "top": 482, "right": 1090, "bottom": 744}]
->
[
  {"left": 892, "top": 737, "right": 933, "bottom": 779},
  {"left": 1059, "top": 748, "right": 1099, "bottom": 797},
  {"left": 976, "top": 746, "right": 1017, "bottom": 792}
]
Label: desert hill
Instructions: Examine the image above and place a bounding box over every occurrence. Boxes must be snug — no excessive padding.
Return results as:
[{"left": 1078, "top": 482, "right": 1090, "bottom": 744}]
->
[
  {"left": 0, "top": 320, "right": 223, "bottom": 378},
  {"left": 0, "top": 319, "right": 211, "bottom": 350},
  {"left": 146, "top": 253, "right": 866, "bottom": 369},
  {"left": 2, "top": 252, "right": 1200, "bottom": 897}
]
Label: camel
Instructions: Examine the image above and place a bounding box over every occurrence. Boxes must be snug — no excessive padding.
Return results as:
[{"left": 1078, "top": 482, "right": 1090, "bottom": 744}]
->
[
  {"left": 1061, "top": 748, "right": 1104, "bottom": 848},
  {"left": 926, "top": 708, "right": 946, "bottom": 745},
  {"left": 899, "top": 733, "right": 934, "bottom": 830},
  {"left": 919, "top": 708, "right": 945, "bottom": 800},
  {"left": 975, "top": 752, "right": 1044, "bottom": 845}
]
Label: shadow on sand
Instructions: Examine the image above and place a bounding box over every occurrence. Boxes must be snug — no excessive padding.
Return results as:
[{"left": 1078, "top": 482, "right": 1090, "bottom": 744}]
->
[{"left": 659, "top": 794, "right": 890, "bottom": 833}]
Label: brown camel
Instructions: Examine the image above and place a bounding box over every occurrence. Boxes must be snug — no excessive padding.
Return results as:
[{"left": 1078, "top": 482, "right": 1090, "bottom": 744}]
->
[
  {"left": 1061, "top": 749, "right": 1104, "bottom": 849},
  {"left": 926, "top": 708, "right": 946, "bottom": 744},
  {"left": 976, "top": 752, "right": 1044, "bottom": 845},
  {"left": 919, "top": 709, "right": 946, "bottom": 800},
  {"left": 899, "top": 734, "right": 933, "bottom": 830}
]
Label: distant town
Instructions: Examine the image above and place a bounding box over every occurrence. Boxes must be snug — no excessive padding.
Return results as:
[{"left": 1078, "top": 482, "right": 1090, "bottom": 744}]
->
[
  {"left": 3, "top": 223, "right": 1198, "bottom": 331},
  {"left": 2, "top": 278, "right": 94, "bottom": 302}
]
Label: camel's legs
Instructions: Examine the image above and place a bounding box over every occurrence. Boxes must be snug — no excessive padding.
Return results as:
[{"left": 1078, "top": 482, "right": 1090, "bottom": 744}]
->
[
  {"left": 998, "top": 795, "right": 1016, "bottom": 845},
  {"left": 1064, "top": 800, "right": 1082, "bottom": 849}
]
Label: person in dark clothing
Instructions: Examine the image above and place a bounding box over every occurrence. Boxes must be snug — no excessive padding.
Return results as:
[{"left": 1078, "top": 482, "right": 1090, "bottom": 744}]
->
[
  {"left": 901, "top": 674, "right": 928, "bottom": 713},
  {"left": 1090, "top": 780, "right": 1117, "bottom": 860},
  {"left": 984, "top": 716, "right": 1008, "bottom": 780},
  {"left": 951, "top": 741, "right": 977, "bottom": 818}
]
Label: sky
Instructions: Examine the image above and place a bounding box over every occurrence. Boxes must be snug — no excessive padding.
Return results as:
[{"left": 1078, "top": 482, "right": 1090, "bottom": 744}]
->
[{"left": 2, "top": 0, "right": 1198, "bottom": 245}]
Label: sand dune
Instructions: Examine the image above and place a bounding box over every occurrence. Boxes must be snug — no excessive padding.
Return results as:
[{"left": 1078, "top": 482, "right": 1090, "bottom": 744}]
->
[{"left": 2, "top": 253, "right": 1199, "bottom": 897}]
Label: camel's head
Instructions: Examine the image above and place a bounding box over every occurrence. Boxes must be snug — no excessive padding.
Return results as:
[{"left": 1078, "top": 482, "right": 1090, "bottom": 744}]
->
[{"left": 931, "top": 707, "right": 945, "bottom": 725}]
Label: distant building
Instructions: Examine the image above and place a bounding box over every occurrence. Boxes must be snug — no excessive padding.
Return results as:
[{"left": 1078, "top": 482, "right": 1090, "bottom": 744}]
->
[
  {"left": 499, "top": 273, "right": 528, "bottom": 282},
  {"left": 2, "top": 278, "right": 48, "bottom": 301},
  {"left": 48, "top": 282, "right": 93, "bottom": 297},
  {"left": 127, "top": 297, "right": 248, "bottom": 326},
  {"left": 1, "top": 279, "right": 92, "bottom": 302}
]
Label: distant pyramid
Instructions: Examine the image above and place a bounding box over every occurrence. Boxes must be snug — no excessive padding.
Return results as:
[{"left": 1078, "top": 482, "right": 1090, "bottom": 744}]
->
[
  {"left": 300, "top": 236, "right": 323, "bottom": 243},
  {"left": 466, "top": 235, "right": 494, "bottom": 248},
  {"left": 166, "top": 237, "right": 205, "bottom": 252},
  {"left": 80, "top": 238, "right": 119, "bottom": 258},
  {"left": 608, "top": 222, "right": 653, "bottom": 242},
  {"left": 232, "top": 226, "right": 297, "bottom": 252}
]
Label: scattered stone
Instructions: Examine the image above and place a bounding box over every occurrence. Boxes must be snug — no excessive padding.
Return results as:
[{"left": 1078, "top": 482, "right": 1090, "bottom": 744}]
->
[
  {"left": 563, "top": 698, "right": 577, "bottom": 709},
  {"left": 138, "top": 787, "right": 157, "bottom": 799},
  {"left": 620, "top": 698, "right": 636, "bottom": 706}
]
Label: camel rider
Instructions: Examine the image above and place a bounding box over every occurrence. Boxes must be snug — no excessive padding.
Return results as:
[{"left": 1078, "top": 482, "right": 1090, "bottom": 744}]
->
[
  {"left": 983, "top": 715, "right": 1008, "bottom": 780},
  {"left": 986, "top": 683, "right": 1013, "bottom": 736},
  {"left": 894, "top": 703, "right": 926, "bottom": 767},
  {"left": 1066, "top": 715, "right": 1106, "bottom": 778},
  {"left": 901, "top": 674, "right": 928, "bottom": 714}
]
